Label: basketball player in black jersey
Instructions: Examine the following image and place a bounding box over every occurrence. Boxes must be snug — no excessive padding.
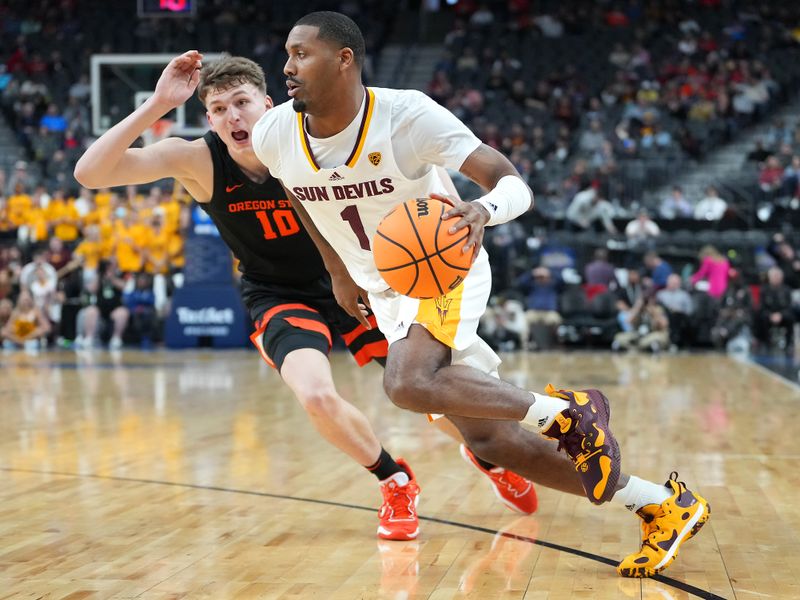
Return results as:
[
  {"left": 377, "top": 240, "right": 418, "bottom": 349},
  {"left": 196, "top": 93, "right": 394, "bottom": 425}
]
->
[{"left": 74, "top": 51, "right": 538, "bottom": 541}]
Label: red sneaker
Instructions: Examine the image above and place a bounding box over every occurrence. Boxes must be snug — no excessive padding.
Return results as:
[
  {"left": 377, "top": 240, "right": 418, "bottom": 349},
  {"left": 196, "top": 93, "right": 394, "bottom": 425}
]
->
[
  {"left": 460, "top": 444, "right": 538, "bottom": 514},
  {"left": 378, "top": 459, "right": 420, "bottom": 540}
]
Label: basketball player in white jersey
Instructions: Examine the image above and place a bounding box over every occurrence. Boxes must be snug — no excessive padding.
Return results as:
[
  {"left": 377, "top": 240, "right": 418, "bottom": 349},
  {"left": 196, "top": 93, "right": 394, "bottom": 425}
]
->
[
  {"left": 252, "top": 11, "right": 711, "bottom": 577},
  {"left": 74, "top": 51, "right": 539, "bottom": 543}
]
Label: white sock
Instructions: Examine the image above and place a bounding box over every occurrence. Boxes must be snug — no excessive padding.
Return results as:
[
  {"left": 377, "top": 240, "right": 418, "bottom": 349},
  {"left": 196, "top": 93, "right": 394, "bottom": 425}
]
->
[
  {"left": 611, "top": 476, "right": 671, "bottom": 512},
  {"left": 521, "top": 392, "right": 569, "bottom": 432},
  {"left": 381, "top": 471, "right": 409, "bottom": 487}
]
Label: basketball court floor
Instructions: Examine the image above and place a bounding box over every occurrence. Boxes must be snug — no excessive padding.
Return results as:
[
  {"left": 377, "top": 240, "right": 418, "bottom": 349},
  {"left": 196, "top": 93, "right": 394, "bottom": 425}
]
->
[{"left": 1, "top": 348, "right": 797, "bottom": 599}]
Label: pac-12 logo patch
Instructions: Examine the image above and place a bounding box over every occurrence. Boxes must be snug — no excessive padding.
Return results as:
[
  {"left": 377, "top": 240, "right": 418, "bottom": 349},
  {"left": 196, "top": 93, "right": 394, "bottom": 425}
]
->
[{"left": 368, "top": 152, "right": 382, "bottom": 166}]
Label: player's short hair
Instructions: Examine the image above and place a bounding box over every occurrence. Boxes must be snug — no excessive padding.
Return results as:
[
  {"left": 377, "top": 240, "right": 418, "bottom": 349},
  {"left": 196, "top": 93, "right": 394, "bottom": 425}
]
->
[
  {"left": 197, "top": 56, "right": 267, "bottom": 105},
  {"left": 294, "top": 11, "right": 365, "bottom": 67}
]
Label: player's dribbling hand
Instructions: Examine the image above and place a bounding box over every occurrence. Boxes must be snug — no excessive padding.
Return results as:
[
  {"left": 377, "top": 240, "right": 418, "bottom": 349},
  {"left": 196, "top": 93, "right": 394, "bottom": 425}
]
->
[
  {"left": 153, "top": 50, "right": 204, "bottom": 110},
  {"left": 331, "top": 271, "right": 372, "bottom": 330},
  {"left": 433, "top": 192, "right": 489, "bottom": 265}
]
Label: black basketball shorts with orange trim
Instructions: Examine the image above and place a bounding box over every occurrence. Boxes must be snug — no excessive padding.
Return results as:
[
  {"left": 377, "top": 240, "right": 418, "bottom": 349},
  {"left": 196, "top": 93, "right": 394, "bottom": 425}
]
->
[{"left": 240, "top": 275, "right": 388, "bottom": 371}]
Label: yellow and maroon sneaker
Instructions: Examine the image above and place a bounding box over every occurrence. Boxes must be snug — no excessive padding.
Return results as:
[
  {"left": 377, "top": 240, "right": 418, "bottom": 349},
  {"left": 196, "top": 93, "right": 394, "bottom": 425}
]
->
[
  {"left": 540, "top": 383, "right": 621, "bottom": 504},
  {"left": 617, "top": 472, "right": 711, "bottom": 578}
]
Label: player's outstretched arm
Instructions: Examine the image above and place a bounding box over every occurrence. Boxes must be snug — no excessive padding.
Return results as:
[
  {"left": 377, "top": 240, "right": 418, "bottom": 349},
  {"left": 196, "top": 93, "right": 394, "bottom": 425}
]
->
[
  {"left": 284, "top": 187, "right": 372, "bottom": 330},
  {"left": 440, "top": 143, "right": 533, "bottom": 260},
  {"left": 74, "top": 51, "right": 204, "bottom": 189}
]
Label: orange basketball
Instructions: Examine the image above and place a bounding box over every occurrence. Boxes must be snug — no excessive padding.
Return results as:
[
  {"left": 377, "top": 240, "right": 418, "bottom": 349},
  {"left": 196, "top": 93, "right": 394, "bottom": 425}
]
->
[{"left": 373, "top": 197, "right": 474, "bottom": 299}]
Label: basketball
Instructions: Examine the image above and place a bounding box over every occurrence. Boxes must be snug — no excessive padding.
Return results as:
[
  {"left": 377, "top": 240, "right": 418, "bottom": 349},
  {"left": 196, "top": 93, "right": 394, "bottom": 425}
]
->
[{"left": 373, "top": 197, "right": 474, "bottom": 299}]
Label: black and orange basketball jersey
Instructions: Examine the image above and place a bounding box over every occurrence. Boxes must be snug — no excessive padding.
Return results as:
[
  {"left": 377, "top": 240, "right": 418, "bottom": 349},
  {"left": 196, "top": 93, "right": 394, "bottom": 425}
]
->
[{"left": 199, "top": 131, "right": 325, "bottom": 284}]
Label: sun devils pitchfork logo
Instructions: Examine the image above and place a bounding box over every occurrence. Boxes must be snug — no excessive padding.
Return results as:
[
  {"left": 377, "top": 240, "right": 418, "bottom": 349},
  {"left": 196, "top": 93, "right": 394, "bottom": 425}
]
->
[
  {"left": 434, "top": 296, "right": 452, "bottom": 326},
  {"left": 368, "top": 152, "right": 382, "bottom": 166}
]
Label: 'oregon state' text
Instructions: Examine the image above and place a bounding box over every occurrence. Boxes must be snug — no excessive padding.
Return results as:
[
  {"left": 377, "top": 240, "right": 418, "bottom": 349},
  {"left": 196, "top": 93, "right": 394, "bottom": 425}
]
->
[{"left": 227, "top": 199, "right": 292, "bottom": 213}]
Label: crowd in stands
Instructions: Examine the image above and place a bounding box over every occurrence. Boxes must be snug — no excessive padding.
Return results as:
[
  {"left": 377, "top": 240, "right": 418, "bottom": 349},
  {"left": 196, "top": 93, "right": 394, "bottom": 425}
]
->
[
  {"left": 0, "top": 180, "right": 189, "bottom": 351},
  {"left": 431, "top": 0, "right": 800, "bottom": 225},
  {"left": 479, "top": 232, "right": 799, "bottom": 357},
  {"left": 0, "top": 0, "right": 394, "bottom": 186},
  {"left": 429, "top": 1, "right": 800, "bottom": 357},
  {"left": 0, "top": 0, "right": 799, "bottom": 356}
]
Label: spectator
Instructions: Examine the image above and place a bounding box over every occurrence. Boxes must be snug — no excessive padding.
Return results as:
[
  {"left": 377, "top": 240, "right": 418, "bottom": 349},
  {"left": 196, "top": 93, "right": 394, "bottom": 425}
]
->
[
  {"left": 29, "top": 264, "right": 57, "bottom": 314},
  {"left": 615, "top": 268, "right": 644, "bottom": 314},
  {"left": 584, "top": 248, "right": 617, "bottom": 287},
  {"left": 578, "top": 119, "right": 607, "bottom": 155},
  {"left": 746, "top": 139, "right": 771, "bottom": 163},
  {"left": 758, "top": 155, "right": 784, "bottom": 195},
  {"left": 0, "top": 298, "right": 13, "bottom": 344},
  {"left": 691, "top": 245, "right": 730, "bottom": 299},
  {"left": 625, "top": 209, "right": 661, "bottom": 245},
  {"left": 612, "top": 295, "right": 670, "bottom": 353},
  {"left": 608, "top": 43, "right": 631, "bottom": 69},
  {"left": 782, "top": 156, "right": 800, "bottom": 198},
  {"left": 657, "top": 274, "right": 693, "bottom": 315},
  {"left": 95, "top": 260, "right": 130, "bottom": 350},
  {"left": 72, "top": 276, "right": 124, "bottom": 350},
  {"left": 755, "top": 267, "right": 795, "bottom": 355},
  {"left": 657, "top": 273, "right": 694, "bottom": 346},
  {"left": 479, "top": 297, "right": 529, "bottom": 352},
  {"left": 123, "top": 272, "right": 157, "bottom": 348},
  {"left": 47, "top": 189, "right": 81, "bottom": 244},
  {"left": 711, "top": 271, "right": 753, "bottom": 352},
  {"left": 7, "top": 182, "right": 32, "bottom": 230},
  {"left": 565, "top": 186, "right": 617, "bottom": 233},
  {"left": 61, "top": 224, "right": 104, "bottom": 285},
  {"left": 767, "top": 237, "right": 800, "bottom": 289},
  {"left": 534, "top": 14, "right": 564, "bottom": 38},
  {"left": 428, "top": 70, "right": 453, "bottom": 105},
  {"left": 47, "top": 236, "right": 73, "bottom": 273},
  {"left": 39, "top": 103, "right": 67, "bottom": 133},
  {"left": 694, "top": 186, "right": 728, "bottom": 221},
  {"left": 516, "top": 266, "right": 563, "bottom": 346},
  {"left": 1, "top": 289, "right": 51, "bottom": 352},
  {"left": 660, "top": 186, "right": 694, "bottom": 219},
  {"left": 469, "top": 4, "right": 494, "bottom": 28},
  {"left": 644, "top": 252, "right": 673, "bottom": 289},
  {"left": 19, "top": 250, "right": 57, "bottom": 290},
  {"left": 0, "top": 197, "right": 15, "bottom": 244},
  {"left": 7, "top": 161, "right": 30, "bottom": 196}
]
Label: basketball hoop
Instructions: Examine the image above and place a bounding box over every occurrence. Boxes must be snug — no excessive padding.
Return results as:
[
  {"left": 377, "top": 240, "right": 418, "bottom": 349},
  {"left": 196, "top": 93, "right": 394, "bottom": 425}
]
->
[{"left": 143, "top": 118, "right": 175, "bottom": 146}]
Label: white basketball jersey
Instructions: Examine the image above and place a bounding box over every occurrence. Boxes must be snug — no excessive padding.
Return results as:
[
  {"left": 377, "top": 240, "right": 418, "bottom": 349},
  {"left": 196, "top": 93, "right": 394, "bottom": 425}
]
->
[{"left": 253, "top": 87, "right": 482, "bottom": 293}]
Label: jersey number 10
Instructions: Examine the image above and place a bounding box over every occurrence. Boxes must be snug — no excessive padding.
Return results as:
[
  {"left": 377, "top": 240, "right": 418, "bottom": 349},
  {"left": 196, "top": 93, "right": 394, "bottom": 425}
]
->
[{"left": 255, "top": 209, "right": 300, "bottom": 239}]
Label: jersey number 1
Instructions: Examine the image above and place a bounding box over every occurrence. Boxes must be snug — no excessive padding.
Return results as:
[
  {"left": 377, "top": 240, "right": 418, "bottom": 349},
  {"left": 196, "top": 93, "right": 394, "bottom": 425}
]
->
[{"left": 340, "top": 205, "right": 370, "bottom": 251}]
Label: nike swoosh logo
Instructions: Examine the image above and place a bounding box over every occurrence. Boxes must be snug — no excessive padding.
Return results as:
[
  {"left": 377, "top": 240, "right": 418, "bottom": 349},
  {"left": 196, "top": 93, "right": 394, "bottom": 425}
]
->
[{"left": 226, "top": 184, "right": 244, "bottom": 192}]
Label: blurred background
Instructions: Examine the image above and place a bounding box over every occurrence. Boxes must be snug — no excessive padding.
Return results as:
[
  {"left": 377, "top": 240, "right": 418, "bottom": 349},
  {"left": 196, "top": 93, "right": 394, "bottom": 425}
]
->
[{"left": 0, "top": 0, "right": 799, "bottom": 377}]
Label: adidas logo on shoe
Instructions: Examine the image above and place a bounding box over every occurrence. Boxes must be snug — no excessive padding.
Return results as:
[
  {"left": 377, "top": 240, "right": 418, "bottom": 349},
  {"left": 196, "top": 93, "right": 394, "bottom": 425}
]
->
[{"left": 329, "top": 171, "right": 345, "bottom": 181}]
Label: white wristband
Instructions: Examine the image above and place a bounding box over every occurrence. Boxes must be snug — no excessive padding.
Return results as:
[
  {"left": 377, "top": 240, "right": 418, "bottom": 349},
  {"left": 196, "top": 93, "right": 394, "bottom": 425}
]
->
[{"left": 473, "top": 175, "right": 532, "bottom": 226}]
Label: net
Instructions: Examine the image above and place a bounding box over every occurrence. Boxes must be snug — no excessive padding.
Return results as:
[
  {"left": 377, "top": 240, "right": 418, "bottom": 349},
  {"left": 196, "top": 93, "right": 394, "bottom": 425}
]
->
[{"left": 142, "top": 118, "right": 176, "bottom": 146}]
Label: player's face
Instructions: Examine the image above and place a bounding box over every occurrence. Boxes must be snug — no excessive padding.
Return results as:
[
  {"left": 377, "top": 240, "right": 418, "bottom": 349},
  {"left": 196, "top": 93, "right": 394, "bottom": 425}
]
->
[
  {"left": 205, "top": 83, "right": 273, "bottom": 153},
  {"left": 284, "top": 25, "right": 342, "bottom": 113}
]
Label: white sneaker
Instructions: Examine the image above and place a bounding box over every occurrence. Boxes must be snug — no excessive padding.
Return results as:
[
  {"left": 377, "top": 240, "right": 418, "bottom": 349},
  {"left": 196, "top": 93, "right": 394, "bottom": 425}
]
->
[
  {"left": 74, "top": 336, "right": 86, "bottom": 349},
  {"left": 109, "top": 336, "right": 123, "bottom": 350}
]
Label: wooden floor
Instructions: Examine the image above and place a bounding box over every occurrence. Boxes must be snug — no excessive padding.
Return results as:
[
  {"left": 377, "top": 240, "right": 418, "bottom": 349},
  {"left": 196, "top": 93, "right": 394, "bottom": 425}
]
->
[{"left": 1, "top": 349, "right": 798, "bottom": 600}]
